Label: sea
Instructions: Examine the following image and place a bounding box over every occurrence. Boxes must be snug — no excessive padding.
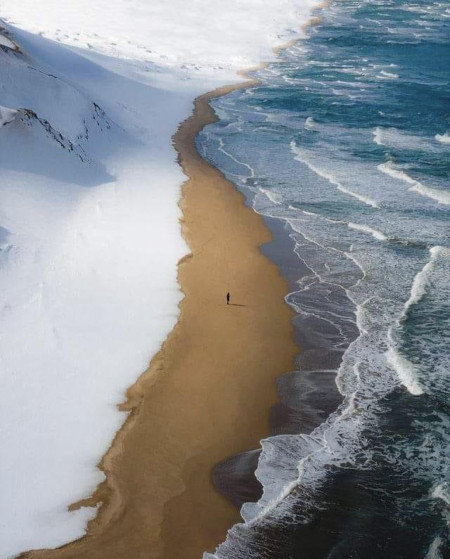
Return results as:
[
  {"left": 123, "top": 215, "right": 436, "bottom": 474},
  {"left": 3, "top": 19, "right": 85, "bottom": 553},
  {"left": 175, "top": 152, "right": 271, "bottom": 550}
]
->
[{"left": 197, "top": 0, "right": 450, "bottom": 557}]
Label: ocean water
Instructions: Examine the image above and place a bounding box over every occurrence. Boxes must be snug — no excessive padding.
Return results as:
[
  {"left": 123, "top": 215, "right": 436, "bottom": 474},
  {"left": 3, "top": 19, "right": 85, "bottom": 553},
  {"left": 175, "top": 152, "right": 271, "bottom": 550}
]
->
[{"left": 198, "top": 1, "right": 450, "bottom": 557}]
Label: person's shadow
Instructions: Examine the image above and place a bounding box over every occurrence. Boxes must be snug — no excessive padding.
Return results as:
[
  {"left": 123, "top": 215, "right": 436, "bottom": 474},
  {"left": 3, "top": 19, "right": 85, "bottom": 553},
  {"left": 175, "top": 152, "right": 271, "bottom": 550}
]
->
[{"left": 229, "top": 303, "right": 247, "bottom": 307}]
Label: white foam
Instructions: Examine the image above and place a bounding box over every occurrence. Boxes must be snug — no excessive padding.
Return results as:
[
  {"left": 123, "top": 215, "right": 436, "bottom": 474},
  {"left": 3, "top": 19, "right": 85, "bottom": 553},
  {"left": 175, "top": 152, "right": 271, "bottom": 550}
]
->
[
  {"left": 378, "top": 70, "right": 399, "bottom": 79},
  {"left": 373, "top": 126, "right": 383, "bottom": 145},
  {"left": 260, "top": 188, "right": 283, "bottom": 205},
  {"left": 435, "top": 132, "right": 450, "bottom": 144},
  {"left": 304, "top": 116, "right": 315, "bottom": 129},
  {"left": 378, "top": 162, "right": 450, "bottom": 205},
  {"left": 336, "top": 184, "right": 379, "bottom": 208},
  {"left": 218, "top": 137, "right": 255, "bottom": 178},
  {"left": 385, "top": 345, "right": 424, "bottom": 396},
  {"left": 338, "top": 362, "right": 362, "bottom": 419},
  {"left": 378, "top": 161, "right": 417, "bottom": 184},
  {"left": 348, "top": 222, "right": 387, "bottom": 241},
  {"left": 373, "top": 127, "right": 437, "bottom": 151},
  {"left": 403, "top": 246, "right": 444, "bottom": 314},
  {"left": 425, "top": 537, "right": 445, "bottom": 559},
  {"left": 291, "top": 142, "right": 379, "bottom": 208},
  {"left": 383, "top": 247, "right": 448, "bottom": 397},
  {"left": 411, "top": 181, "right": 450, "bottom": 205},
  {"left": 431, "top": 482, "right": 450, "bottom": 506}
]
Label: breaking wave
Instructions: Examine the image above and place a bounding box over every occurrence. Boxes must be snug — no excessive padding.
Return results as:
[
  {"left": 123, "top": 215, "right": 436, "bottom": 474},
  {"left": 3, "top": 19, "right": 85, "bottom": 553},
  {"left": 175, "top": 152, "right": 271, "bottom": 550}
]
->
[{"left": 378, "top": 161, "right": 450, "bottom": 205}]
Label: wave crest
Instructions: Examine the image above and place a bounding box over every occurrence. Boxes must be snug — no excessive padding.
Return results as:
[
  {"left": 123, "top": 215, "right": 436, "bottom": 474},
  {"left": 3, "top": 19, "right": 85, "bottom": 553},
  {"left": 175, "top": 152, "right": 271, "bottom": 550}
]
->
[
  {"left": 435, "top": 132, "right": 450, "bottom": 144},
  {"left": 378, "top": 162, "right": 450, "bottom": 205}
]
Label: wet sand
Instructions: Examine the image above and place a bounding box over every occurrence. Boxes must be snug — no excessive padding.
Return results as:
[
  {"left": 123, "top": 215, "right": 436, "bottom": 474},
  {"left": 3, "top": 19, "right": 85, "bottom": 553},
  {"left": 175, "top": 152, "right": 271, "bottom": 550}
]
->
[{"left": 23, "top": 83, "right": 299, "bottom": 559}]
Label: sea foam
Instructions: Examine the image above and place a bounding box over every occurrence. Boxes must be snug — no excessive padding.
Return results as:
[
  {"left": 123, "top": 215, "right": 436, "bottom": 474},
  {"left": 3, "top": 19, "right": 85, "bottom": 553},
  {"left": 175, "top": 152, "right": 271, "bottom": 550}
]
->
[
  {"left": 218, "top": 138, "right": 255, "bottom": 178},
  {"left": 291, "top": 142, "right": 379, "bottom": 208},
  {"left": 204, "top": 1, "right": 450, "bottom": 555},
  {"left": 348, "top": 222, "right": 387, "bottom": 241},
  {"left": 384, "top": 246, "right": 446, "bottom": 397},
  {"left": 304, "top": 116, "right": 315, "bottom": 129},
  {"left": 435, "top": 132, "right": 450, "bottom": 144},
  {"left": 378, "top": 70, "right": 399, "bottom": 79},
  {"left": 385, "top": 345, "right": 424, "bottom": 396},
  {"left": 402, "top": 246, "right": 444, "bottom": 315},
  {"left": 378, "top": 162, "right": 450, "bottom": 205},
  {"left": 431, "top": 482, "right": 450, "bottom": 506},
  {"left": 373, "top": 127, "right": 437, "bottom": 152}
]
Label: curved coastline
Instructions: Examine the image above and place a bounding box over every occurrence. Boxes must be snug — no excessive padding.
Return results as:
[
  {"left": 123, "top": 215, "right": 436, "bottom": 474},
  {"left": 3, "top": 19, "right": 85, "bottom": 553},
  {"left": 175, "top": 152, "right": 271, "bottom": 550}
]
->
[
  {"left": 22, "top": 82, "right": 299, "bottom": 559},
  {"left": 19, "top": 6, "right": 334, "bottom": 558}
]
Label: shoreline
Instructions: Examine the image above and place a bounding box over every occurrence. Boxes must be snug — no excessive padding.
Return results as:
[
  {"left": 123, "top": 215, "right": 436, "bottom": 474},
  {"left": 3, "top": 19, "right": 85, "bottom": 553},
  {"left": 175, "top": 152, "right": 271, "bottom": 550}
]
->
[
  {"left": 23, "top": 83, "right": 299, "bottom": 559},
  {"left": 19, "top": 6, "right": 333, "bottom": 559},
  {"left": 20, "top": 6, "right": 332, "bottom": 559}
]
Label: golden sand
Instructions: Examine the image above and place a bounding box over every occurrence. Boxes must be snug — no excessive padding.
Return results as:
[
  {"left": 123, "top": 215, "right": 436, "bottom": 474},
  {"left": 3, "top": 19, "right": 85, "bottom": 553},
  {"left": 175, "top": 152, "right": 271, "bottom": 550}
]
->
[{"left": 22, "top": 84, "right": 299, "bottom": 559}]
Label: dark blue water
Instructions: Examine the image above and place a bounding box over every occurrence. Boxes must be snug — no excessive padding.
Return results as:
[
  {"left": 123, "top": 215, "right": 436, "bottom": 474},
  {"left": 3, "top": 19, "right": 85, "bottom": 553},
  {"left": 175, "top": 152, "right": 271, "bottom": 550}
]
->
[{"left": 199, "top": 1, "right": 450, "bottom": 557}]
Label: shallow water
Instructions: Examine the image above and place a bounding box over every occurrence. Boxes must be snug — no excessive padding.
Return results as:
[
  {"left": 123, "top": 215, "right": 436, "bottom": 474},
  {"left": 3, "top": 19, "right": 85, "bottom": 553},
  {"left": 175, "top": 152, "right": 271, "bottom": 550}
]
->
[{"left": 198, "top": 0, "right": 450, "bottom": 556}]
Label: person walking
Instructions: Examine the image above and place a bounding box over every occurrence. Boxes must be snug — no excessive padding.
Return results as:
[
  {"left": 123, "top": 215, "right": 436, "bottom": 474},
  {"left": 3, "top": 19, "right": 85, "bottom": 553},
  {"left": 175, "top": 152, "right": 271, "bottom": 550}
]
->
[{"left": 226, "top": 292, "right": 230, "bottom": 305}]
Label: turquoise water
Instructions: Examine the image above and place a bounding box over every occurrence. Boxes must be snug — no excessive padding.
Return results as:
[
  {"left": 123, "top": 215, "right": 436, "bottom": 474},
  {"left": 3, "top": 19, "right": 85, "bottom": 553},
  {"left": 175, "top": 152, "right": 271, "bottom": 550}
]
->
[{"left": 199, "top": 1, "right": 450, "bottom": 557}]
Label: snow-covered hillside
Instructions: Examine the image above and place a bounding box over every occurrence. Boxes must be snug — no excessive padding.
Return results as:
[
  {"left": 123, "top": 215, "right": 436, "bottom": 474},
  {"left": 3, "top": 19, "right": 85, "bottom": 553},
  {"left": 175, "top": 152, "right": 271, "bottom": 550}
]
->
[{"left": 0, "top": 2, "right": 319, "bottom": 557}]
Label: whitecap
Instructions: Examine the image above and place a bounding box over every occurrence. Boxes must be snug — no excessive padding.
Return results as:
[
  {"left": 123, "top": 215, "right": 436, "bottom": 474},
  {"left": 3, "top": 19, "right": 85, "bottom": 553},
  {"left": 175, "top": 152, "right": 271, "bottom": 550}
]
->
[
  {"left": 378, "top": 70, "right": 399, "bottom": 79},
  {"left": 348, "top": 222, "right": 387, "bottom": 241},
  {"left": 304, "top": 116, "right": 315, "bottom": 129},
  {"left": 291, "top": 142, "right": 379, "bottom": 208},
  {"left": 337, "top": 184, "right": 379, "bottom": 208},
  {"left": 435, "top": 132, "right": 450, "bottom": 144},
  {"left": 287, "top": 206, "right": 317, "bottom": 217},
  {"left": 378, "top": 162, "right": 450, "bottom": 205},
  {"left": 260, "top": 188, "right": 283, "bottom": 205},
  {"left": 378, "top": 161, "right": 419, "bottom": 184},
  {"left": 373, "top": 127, "right": 383, "bottom": 145},
  {"left": 402, "top": 246, "right": 444, "bottom": 314},
  {"left": 431, "top": 482, "right": 450, "bottom": 506},
  {"left": 384, "top": 246, "right": 448, "bottom": 396},
  {"left": 425, "top": 536, "right": 446, "bottom": 559},
  {"left": 373, "top": 127, "right": 437, "bottom": 151},
  {"left": 385, "top": 345, "right": 424, "bottom": 396},
  {"left": 338, "top": 362, "right": 362, "bottom": 419}
]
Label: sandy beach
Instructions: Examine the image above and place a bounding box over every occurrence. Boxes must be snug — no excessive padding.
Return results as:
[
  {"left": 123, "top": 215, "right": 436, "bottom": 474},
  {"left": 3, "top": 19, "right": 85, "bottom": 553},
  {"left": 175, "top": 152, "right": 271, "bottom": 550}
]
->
[{"left": 22, "top": 83, "right": 299, "bottom": 559}]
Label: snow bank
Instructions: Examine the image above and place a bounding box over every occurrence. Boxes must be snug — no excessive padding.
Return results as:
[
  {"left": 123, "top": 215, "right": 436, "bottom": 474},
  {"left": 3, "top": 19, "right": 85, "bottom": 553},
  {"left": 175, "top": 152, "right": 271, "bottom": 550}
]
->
[
  {"left": 0, "top": 1, "right": 320, "bottom": 557},
  {"left": 0, "top": 105, "right": 17, "bottom": 126},
  {"left": 0, "top": 30, "right": 16, "bottom": 50}
]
